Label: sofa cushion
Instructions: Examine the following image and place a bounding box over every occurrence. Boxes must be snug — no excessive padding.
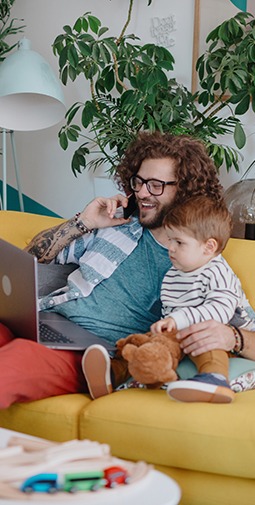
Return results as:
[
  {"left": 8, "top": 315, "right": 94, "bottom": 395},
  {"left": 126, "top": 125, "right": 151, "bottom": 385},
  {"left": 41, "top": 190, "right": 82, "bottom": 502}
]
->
[
  {"left": 0, "top": 394, "right": 91, "bottom": 442},
  {"left": 79, "top": 388, "right": 255, "bottom": 479}
]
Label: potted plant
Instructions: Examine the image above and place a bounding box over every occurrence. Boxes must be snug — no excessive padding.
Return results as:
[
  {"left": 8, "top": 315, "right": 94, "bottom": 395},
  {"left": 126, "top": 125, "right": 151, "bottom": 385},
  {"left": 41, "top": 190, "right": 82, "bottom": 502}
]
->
[
  {"left": 52, "top": 2, "right": 255, "bottom": 177},
  {"left": 0, "top": 0, "right": 25, "bottom": 61}
]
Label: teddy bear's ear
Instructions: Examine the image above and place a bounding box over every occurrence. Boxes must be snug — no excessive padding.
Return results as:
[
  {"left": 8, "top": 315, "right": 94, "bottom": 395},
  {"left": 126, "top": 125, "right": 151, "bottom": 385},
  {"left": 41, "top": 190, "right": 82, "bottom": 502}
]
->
[
  {"left": 121, "top": 343, "right": 136, "bottom": 361},
  {"left": 116, "top": 338, "right": 126, "bottom": 351}
]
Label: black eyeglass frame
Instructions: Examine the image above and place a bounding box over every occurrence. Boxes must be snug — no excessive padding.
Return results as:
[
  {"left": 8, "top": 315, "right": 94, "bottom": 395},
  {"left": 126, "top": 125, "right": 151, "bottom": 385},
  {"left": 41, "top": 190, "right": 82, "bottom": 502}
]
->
[{"left": 130, "top": 175, "right": 177, "bottom": 196}]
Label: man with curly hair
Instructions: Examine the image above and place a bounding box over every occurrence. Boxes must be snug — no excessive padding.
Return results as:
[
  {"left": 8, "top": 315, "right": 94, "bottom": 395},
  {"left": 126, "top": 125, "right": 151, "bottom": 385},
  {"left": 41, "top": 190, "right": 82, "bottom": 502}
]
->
[{"left": 1, "top": 132, "right": 254, "bottom": 407}]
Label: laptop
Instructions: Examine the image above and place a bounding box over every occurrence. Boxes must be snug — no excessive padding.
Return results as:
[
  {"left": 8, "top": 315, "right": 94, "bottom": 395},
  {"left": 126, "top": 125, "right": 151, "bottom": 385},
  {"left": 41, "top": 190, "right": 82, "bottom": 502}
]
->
[{"left": 0, "top": 238, "right": 115, "bottom": 351}]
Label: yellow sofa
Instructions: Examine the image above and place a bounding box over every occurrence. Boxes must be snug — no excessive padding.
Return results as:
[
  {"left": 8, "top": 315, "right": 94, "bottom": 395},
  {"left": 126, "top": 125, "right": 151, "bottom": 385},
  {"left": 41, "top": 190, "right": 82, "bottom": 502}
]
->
[{"left": 1, "top": 210, "right": 255, "bottom": 505}]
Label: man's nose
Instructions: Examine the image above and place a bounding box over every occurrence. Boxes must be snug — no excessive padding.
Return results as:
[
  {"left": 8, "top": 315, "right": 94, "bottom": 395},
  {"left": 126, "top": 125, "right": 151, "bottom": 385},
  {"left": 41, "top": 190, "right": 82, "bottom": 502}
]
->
[{"left": 137, "top": 182, "right": 151, "bottom": 198}]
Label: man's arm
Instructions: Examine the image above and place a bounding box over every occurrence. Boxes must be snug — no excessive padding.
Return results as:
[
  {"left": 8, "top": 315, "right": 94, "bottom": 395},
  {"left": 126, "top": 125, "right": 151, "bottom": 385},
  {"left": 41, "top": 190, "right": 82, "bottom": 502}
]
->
[
  {"left": 24, "top": 217, "right": 83, "bottom": 263},
  {"left": 25, "top": 194, "right": 129, "bottom": 263},
  {"left": 177, "top": 321, "right": 255, "bottom": 360}
]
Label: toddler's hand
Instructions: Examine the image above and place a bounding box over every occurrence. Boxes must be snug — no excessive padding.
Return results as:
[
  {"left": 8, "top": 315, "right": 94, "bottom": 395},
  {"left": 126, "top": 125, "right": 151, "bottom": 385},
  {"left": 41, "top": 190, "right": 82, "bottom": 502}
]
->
[{"left": 151, "top": 317, "right": 176, "bottom": 333}]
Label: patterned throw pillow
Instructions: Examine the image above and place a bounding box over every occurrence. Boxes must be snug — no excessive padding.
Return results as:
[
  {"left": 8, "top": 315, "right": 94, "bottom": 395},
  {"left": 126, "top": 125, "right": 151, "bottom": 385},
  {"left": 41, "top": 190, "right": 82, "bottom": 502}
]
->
[
  {"left": 230, "top": 371, "right": 255, "bottom": 392},
  {"left": 115, "top": 356, "right": 255, "bottom": 393}
]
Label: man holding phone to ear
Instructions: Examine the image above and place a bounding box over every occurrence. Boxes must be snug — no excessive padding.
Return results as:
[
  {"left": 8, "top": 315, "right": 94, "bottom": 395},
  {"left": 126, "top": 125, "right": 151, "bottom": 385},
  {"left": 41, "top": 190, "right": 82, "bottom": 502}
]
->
[{"left": 1, "top": 131, "right": 255, "bottom": 408}]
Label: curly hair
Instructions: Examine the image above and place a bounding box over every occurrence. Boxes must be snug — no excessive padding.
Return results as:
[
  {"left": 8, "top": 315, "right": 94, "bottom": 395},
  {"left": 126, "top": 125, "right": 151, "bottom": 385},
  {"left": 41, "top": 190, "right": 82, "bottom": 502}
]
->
[
  {"left": 163, "top": 196, "right": 232, "bottom": 253},
  {"left": 114, "top": 131, "right": 223, "bottom": 205}
]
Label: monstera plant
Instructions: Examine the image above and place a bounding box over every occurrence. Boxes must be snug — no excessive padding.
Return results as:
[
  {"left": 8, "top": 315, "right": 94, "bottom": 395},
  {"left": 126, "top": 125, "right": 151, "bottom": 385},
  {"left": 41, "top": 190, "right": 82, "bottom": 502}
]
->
[{"left": 52, "top": 2, "right": 254, "bottom": 176}]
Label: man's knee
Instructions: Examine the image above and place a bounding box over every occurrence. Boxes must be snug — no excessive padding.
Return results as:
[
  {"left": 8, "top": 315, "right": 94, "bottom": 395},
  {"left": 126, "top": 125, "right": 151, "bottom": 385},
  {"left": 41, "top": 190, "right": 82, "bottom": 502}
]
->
[{"left": 0, "top": 323, "right": 15, "bottom": 345}]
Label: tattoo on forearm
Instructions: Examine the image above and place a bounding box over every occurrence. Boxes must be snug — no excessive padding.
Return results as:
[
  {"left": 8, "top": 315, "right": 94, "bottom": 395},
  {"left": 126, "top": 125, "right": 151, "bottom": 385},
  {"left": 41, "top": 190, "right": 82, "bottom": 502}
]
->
[{"left": 25, "top": 218, "right": 81, "bottom": 262}]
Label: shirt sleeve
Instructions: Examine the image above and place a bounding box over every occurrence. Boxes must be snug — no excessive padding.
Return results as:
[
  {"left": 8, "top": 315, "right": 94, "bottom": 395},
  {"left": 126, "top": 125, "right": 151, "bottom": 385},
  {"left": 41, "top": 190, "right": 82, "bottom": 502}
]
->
[{"left": 55, "top": 233, "right": 95, "bottom": 265}]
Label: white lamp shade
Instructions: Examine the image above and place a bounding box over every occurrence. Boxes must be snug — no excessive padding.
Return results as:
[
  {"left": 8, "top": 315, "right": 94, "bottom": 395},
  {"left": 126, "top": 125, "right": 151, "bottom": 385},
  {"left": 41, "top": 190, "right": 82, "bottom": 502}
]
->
[{"left": 0, "top": 38, "right": 66, "bottom": 131}]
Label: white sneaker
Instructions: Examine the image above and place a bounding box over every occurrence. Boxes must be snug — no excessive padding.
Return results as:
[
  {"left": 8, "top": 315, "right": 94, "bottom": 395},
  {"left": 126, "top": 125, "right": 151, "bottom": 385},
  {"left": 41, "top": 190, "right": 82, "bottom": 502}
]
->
[{"left": 82, "top": 345, "right": 113, "bottom": 399}]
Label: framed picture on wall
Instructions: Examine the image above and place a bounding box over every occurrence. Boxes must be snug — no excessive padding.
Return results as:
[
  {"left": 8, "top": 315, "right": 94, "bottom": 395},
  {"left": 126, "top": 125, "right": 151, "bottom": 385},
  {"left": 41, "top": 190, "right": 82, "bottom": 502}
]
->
[{"left": 135, "top": 0, "right": 198, "bottom": 91}]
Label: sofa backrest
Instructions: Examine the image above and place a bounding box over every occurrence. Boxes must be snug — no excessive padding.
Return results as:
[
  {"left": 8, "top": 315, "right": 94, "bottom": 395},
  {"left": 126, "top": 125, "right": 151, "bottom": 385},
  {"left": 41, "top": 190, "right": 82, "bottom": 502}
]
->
[
  {"left": 0, "top": 210, "right": 64, "bottom": 249},
  {"left": 222, "top": 237, "right": 255, "bottom": 310},
  {"left": 1, "top": 210, "right": 254, "bottom": 309}
]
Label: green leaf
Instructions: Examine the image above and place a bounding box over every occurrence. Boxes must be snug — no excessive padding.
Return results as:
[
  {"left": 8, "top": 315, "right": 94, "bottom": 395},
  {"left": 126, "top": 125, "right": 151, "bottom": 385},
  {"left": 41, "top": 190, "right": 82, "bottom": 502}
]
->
[
  {"left": 88, "top": 15, "right": 101, "bottom": 34},
  {"left": 73, "top": 18, "right": 82, "bottom": 33},
  {"left": 63, "top": 25, "right": 73, "bottom": 35},
  {"left": 228, "top": 90, "right": 247, "bottom": 104},
  {"left": 67, "top": 127, "right": 80, "bottom": 141},
  {"left": 61, "top": 66, "right": 68, "bottom": 85},
  {"left": 135, "top": 102, "right": 145, "bottom": 122},
  {"left": 98, "top": 26, "right": 109, "bottom": 37},
  {"left": 81, "top": 17, "right": 89, "bottom": 32},
  {"left": 146, "top": 113, "right": 155, "bottom": 131},
  {"left": 59, "top": 131, "right": 68, "bottom": 150},
  {"left": 234, "top": 122, "right": 246, "bottom": 148},
  {"left": 77, "top": 41, "right": 91, "bottom": 57},
  {"left": 67, "top": 45, "right": 79, "bottom": 68},
  {"left": 158, "top": 60, "right": 174, "bottom": 71},
  {"left": 81, "top": 101, "right": 95, "bottom": 128},
  {"left": 66, "top": 105, "right": 81, "bottom": 125},
  {"left": 68, "top": 65, "right": 77, "bottom": 81},
  {"left": 103, "top": 38, "right": 118, "bottom": 54},
  {"left": 99, "top": 43, "right": 111, "bottom": 64},
  {"left": 235, "top": 94, "right": 250, "bottom": 114},
  {"left": 104, "top": 69, "right": 115, "bottom": 91},
  {"left": 59, "top": 45, "right": 68, "bottom": 70}
]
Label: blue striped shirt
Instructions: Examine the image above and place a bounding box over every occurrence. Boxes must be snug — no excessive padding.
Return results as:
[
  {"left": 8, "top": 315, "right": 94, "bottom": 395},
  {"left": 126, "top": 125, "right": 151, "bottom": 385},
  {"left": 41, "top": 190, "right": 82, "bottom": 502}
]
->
[{"left": 39, "top": 218, "right": 143, "bottom": 311}]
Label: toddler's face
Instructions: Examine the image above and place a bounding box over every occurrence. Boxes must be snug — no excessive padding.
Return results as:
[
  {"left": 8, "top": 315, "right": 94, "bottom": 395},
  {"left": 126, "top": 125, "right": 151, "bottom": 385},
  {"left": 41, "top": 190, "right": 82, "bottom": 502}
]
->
[{"left": 166, "top": 227, "right": 211, "bottom": 272}]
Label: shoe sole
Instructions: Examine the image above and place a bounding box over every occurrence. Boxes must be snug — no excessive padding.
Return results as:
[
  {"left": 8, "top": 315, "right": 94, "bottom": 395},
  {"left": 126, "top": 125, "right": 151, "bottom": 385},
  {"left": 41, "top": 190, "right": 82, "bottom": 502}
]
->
[
  {"left": 82, "top": 345, "right": 113, "bottom": 400},
  {"left": 167, "top": 381, "right": 235, "bottom": 404}
]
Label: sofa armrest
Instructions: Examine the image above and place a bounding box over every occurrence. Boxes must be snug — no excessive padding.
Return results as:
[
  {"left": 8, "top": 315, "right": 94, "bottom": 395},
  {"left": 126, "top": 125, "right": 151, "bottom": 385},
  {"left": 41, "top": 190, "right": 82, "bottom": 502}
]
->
[{"left": 0, "top": 210, "right": 65, "bottom": 249}]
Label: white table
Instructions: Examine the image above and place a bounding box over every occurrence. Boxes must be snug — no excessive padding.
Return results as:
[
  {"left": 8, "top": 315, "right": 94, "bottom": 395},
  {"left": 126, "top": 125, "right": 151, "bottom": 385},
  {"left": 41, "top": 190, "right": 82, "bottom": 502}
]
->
[{"left": 0, "top": 429, "right": 181, "bottom": 505}]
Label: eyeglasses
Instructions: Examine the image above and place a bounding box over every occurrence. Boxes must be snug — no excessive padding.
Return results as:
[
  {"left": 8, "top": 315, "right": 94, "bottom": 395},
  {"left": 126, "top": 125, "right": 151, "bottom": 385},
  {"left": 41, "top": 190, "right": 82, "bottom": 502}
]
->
[{"left": 130, "top": 175, "right": 177, "bottom": 196}]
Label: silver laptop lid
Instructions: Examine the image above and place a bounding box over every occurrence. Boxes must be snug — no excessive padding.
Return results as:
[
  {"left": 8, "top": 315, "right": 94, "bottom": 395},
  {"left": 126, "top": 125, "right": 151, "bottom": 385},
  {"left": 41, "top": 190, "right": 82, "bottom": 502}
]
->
[
  {"left": 0, "top": 238, "right": 39, "bottom": 341},
  {"left": 0, "top": 238, "right": 116, "bottom": 352}
]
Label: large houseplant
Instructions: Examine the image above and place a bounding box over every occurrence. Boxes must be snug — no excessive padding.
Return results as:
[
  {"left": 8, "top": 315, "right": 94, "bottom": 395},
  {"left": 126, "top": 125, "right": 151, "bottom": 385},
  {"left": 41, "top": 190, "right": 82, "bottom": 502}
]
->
[
  {"left": 52, "top": 2, "right": 254, "bottom": 177},
  {"left": 0, "top": 0, "right": 24, "bottom": 61}
]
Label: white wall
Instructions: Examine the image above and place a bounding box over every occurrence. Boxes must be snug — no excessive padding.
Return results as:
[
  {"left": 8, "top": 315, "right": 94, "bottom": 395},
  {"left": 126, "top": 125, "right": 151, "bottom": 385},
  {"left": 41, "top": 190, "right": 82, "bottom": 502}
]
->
[{"left": 5, "top": 0, "right": 255, "bottom": 217}]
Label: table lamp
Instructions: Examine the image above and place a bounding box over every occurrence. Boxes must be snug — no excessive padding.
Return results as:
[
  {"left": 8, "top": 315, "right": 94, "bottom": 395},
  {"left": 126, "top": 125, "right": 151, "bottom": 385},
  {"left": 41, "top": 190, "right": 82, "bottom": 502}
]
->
[
  {"left": 239, "top": 187, "right": 255, "bottom": 240},
  {"left": 225, "top": 178, "right": 255, "bottom": 240},
  {"left": 0, "top": 37, "right": 66, "bottom": 211}
]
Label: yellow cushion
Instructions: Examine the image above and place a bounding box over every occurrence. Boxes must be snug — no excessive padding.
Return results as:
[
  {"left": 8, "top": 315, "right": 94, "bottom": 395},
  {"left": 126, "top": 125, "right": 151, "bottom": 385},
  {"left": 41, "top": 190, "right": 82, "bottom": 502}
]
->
[
  {"left": 0, "top": 210, "right": 65, "bottom": 248},
  {"left": 79, "top": 388, "right": 255, "bottom": 479},
  {"left": 159, "top": 465, "right": 255, "bottom": 505},
  {"left": 0, "top": 394, "right": 91, "bottom": 442},
  {"left": 223, "top": 237, "right": 255, "bottom": 309}
]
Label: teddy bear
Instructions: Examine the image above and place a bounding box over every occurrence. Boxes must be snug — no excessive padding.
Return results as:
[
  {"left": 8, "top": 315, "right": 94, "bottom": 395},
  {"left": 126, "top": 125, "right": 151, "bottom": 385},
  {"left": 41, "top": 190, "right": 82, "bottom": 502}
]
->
[{"left": 116, "top": 331, "right": 183, "bottom": 389}]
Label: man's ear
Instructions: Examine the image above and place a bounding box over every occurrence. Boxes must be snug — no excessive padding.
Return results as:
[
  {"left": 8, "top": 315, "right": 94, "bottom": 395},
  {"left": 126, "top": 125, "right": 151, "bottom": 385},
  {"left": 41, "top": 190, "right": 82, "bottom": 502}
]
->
[{"left": 204, "top": 238, "right": 218, "bottom": 256}]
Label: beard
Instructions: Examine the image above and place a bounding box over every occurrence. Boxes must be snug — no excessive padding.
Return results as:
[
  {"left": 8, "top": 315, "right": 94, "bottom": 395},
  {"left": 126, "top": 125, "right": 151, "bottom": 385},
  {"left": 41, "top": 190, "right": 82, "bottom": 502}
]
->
[{"left": 137, "top": 200, "right": 173, "bottom": 230}]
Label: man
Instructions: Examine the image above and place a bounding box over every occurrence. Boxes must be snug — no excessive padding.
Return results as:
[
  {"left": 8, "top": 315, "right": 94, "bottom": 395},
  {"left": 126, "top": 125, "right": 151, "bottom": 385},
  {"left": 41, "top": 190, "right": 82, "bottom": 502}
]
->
[{"left": 0, "top": 132, "right": 254, "bottom": 408}]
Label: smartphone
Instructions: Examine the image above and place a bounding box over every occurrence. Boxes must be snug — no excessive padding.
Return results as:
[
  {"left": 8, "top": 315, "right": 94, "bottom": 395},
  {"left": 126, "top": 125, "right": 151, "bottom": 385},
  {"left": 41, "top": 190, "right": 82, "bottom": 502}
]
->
[{"left": 123, "top": 193, "right": 137, "bottom": 219}]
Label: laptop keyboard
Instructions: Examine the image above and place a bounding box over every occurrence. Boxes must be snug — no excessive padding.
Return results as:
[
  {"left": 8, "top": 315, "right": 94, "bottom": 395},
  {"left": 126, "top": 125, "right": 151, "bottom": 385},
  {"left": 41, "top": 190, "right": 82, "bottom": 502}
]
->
[{"left": 39, "top": 322, "right": 74, "bottom": 344}]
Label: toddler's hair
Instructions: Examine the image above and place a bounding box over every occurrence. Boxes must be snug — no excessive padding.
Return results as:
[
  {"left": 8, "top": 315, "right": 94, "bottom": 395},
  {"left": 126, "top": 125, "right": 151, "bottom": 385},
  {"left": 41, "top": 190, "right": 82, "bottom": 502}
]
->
[{"left": 164, "top": 196, "right": 232, "bottom": 253}]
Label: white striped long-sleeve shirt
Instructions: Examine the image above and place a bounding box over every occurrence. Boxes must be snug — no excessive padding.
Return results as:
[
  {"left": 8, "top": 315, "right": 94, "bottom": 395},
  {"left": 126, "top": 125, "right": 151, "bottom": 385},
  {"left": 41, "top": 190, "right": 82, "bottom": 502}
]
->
[{"left": 161, "top": 254, "right": 254, "bottom": 331}]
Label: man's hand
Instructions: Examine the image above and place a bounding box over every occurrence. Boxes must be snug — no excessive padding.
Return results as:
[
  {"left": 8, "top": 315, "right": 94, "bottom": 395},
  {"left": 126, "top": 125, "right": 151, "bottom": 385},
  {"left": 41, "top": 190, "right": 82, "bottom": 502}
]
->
[
  {"left": 176, "top": 320, "right": 235, "bottom": 357},
  {"left": 79, "top": 194, "right": 131, "bottom": 231}
]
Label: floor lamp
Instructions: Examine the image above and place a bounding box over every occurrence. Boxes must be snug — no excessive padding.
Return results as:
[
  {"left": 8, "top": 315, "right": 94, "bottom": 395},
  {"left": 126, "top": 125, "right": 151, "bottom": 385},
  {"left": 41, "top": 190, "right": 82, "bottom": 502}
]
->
[{"left": 0, "top": 37, "right": 66, "bottom": 211}]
